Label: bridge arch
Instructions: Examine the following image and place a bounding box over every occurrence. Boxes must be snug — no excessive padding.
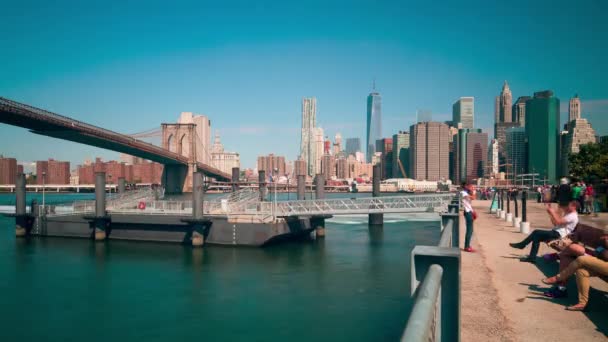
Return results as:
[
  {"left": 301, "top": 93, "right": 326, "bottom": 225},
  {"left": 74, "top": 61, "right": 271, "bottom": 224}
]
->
[
  {"left": 167, "top": 134, "right": 176, "bottom": 153},
  {"left": 180, "top": 133, "right": 190, "bottom": 158}
]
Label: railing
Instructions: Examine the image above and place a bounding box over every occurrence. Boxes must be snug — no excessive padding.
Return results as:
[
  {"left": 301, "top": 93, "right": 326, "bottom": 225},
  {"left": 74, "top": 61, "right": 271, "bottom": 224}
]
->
[{"left": 402, "top": 195, "right": 461, "bottom": 342}]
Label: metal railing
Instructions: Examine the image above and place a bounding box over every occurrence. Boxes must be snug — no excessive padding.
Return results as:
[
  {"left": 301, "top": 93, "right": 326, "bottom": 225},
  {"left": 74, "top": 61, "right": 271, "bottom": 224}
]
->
[{"left": 402, "top": 195, "right": 461, "bottom": 342}]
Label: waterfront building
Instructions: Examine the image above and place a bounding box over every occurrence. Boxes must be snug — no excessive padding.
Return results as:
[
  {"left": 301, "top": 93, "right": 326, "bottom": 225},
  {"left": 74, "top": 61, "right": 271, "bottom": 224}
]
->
[
  {"left": 526, "top": 90, "right": 560, "bottom": 184},
  {"left": 416, "top": 109, "right": 432, "bottom": 123},
  {"left": 569, "top": 94, "right": 581, "bottom": 122},
  {"left": 366, "top": 90, "right": 382, "bottom": 162},
  {"left": 313, "top": 127, "right": 324, "bottom": 174},
  {"left": 562, "top": 118, "right": 597, "bottom": 175},
  {"left": 512, "top": 96, "right": 531, "bottom": 127},
  {"left": 392, "top": 131, "right": 410, "bottom": 178},
  {"left": 210, "top": 132, "right": 240, "bottom": 175},
  {"left": 177, "top": 112, "right": 211, "bottom": 165},
  {"left": 505, "top": 127, "right": 527, "bottom": 179},
  {"left": 336, "top": 157, "right": 348, "bottom": 179},
  {"left": 300, "top": 97, "right": 317, "bottom": 176},
  {"left": 345, "top": 138, "right": 361, "bottom": 156},
  {"left": 452, "top": 97, "right": 474, "bottom": 129},
  {"left": 77, "top": 158, "right": 161, "bottom": 184},
  {"left": 495, "top": 81, "right": 513, "bottom": 125},
  {"left": 409, "top": 122, "right": 449, "bottom": 181},
  {"left": 355, "top": 151, "right": 365, "bottom": 163},
  {"left": 257, "top": 154, "right": 286, "bottom": 177},
  {"left": 0, "top": 157, "right": 17, "bottom": 185},
  {"left": 36, "top": 159, "right": 70, "bottom": 185},
  {"left": 454, "top": 129, "right": 488, "bottom": 184},
  {"left": 371, "top": 152, "right": 382, "bottom": 166},
  {"left": 376, "top": 138, "right": 393, "bottom": 179},
  {"left": 294, "top": 159, "right": 307, "bottom": 176},
  {"left": 321, "top": 154, "right": 336, "bottom": 180}
]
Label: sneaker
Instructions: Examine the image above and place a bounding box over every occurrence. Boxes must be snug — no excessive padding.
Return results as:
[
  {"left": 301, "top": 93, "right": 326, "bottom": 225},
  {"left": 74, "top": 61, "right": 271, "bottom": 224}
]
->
[
  {"left": 544, "top": 286, "right": 567, "bottom": 298},
  {"left": 509, "top": 242, "right": 525, "bottom": 249},
  {"left": 464, "top": 247, "right": 475, "bottom": 253}
]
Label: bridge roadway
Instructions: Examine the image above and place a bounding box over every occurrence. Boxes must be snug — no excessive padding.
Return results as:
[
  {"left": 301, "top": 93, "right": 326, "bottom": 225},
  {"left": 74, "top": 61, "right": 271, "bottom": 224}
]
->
[{"left": 0, "top": 97, "right": 230, "bottom": 181}]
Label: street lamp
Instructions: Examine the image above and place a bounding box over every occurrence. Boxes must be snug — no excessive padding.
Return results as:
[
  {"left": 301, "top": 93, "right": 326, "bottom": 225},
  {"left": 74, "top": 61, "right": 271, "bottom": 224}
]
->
[
  {"left": 42, "top": 171, "right": 46, "bottom": 212},
  {"left": 273, "top": 168, "right": 279, "bottom": 220}
]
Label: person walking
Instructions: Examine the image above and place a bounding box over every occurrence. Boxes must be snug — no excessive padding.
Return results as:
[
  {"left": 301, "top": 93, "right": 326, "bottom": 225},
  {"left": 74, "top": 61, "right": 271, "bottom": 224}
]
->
[
  {"left": 461, "top": 182, "right": 476, "bottom": 253},
  {"left": 584, "top": 184, "right": 595, "bottom": 215}
]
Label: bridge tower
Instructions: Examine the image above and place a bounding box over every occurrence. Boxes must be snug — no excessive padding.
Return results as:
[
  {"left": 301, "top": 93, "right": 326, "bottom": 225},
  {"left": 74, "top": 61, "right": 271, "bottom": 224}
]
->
[{"left": 161, "top": 123, "right": 198, "bottom": 193}]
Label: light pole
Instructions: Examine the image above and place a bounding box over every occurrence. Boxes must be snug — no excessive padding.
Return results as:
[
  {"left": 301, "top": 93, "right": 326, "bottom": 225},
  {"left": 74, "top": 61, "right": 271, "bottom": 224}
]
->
[
  {"left": 42, "top": 171, "right": 46, "bottom": 212},
  {"left": 273, "top": 168, "right": 279, "bottom": 220}
]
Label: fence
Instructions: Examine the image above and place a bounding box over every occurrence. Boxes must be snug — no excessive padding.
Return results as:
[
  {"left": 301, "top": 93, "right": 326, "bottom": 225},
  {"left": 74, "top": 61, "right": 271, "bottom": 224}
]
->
[{"left": 401, "top": 195, "right": 461, "bottom": 342}]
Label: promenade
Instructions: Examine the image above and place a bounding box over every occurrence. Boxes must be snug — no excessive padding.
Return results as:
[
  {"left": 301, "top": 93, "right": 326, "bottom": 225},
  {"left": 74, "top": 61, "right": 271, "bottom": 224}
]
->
[{"left": 461, "top": 200, "right": 608, "bottom": 342}]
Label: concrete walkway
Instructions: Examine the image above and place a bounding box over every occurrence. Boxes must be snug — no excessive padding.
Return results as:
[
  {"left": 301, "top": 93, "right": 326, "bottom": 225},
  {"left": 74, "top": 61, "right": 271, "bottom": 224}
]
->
[{"left": 461, "top": 200, "right": 608, "bottom": 342}]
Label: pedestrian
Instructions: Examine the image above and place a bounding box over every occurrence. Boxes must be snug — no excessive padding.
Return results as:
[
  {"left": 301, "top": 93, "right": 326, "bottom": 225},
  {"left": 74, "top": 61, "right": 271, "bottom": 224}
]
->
[
  {"left": 584, "top": 184, "right": 595, "bottom": 215},
  {"left": 461, "top": 182, "right": 477, "bottom": 253}
]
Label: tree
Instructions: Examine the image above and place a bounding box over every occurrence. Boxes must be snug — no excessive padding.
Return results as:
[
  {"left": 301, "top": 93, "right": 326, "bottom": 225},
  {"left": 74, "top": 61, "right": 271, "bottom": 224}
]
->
[{"left": 568, "top": 141, "right": 608, "bottom": 181}]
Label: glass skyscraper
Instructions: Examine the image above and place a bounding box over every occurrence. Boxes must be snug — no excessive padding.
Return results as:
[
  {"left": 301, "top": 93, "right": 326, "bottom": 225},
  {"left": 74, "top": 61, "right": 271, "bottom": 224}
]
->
[
  {"left": 300, "top": 97, "right": 317, "bottom": 176},
  {"left": 452, "top": 97, "right": 474, "bottom": 129},
  {"left": 345, "top": 138, "right": 361, "bottom": 156},
  {"left": 366, "top": 91, "right": 382, "bottom": 163},
  {"left": 505, "top": 127, "right": 527, "bottom": 178},
  {"left": 526, "top": 90, "right": 560, "bottom": 184}
]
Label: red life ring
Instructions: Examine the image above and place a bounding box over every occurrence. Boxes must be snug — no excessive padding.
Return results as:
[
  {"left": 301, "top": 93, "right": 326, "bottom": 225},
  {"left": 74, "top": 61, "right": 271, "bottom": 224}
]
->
[{"left": 138, "top": 201, "right": 146, "bottom": 210}]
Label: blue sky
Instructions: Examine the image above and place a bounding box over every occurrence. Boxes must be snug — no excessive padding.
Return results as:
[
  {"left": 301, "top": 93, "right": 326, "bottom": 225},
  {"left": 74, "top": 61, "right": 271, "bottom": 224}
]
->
[{"left": 1, "top": 0, "right": 607, "bottom": 169}]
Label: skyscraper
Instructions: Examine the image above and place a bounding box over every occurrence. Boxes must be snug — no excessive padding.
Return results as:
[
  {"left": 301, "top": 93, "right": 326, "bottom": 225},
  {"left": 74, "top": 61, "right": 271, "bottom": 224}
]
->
[
  {"left": 333, "top": 133, "right": 342, "bottom": 155},
  {"left": 257, "top": 154, "right": 286, "bottom": 177},
  {"left": 452, "top": 97, "right": 474, "bottom": 129},
  {"left": 345, "top": 138, "right": 361, "bottom": 156},
  {"left": 495, "top": 81, "right": 513, "bottom": 123},
  {"left": 366, "top": 89, "right": 382, "bottom": 162},
  {"left": 562, "top": 118, "right": 597, "bottom": 175},
  {"left": 313, "top": 127, "right": 324, "bottom": 175},
  {"left": 454, "top": 128, "right": 487, "bottom": 184},
  {"left": 505, "top": 127, "right": 527, "bottom": 178},
  {"left": 569, "top": 94, "right": 581, "bottom": 122},
  {"left": 526, "top": 90, "right": 560, "bottom": 184},
  {"left": 410, "top": 122, "right": 449, "bottom": 181},
  {"left": 416, "top": 109, "right": 432, "bottom": 123},
  {"left": 392, "top": 131, "right": 410, "bottom": 178},
  {"left": 512, "top": 96, "right": 531, "bottom": 127},
  {"left": 300, "top": 97, "right": 317, "bottom": 176}
]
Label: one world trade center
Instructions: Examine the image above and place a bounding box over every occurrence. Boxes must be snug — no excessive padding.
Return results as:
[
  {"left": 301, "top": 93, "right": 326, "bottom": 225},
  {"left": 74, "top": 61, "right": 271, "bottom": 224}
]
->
[{"left": 366, "top": 87, "right": 382, "bottom": 163}]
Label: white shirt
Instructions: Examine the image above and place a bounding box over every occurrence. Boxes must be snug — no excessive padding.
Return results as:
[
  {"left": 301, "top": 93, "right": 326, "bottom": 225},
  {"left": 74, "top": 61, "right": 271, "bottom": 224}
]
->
[
  {"left": 460, "top": 190, "right": 473, "bottom": 213},
  {"left": 553, "top": 211, "right": 579, "bottom": 238}
]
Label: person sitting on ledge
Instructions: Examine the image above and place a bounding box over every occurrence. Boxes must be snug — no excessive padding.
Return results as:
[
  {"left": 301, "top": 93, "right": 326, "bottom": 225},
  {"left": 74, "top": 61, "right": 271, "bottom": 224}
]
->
[
  {"left": 509, "top": 201, "right": 579, "bottom": 263},
  {"left": 542, "top": 235, "right": 608, "bottom": 311}
]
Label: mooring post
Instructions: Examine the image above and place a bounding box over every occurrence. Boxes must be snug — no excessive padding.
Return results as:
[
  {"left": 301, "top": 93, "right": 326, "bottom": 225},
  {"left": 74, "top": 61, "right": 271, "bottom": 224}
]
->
[
  {"left": 369, "top": 163, "right": 383, "bottom": 226},
  {"left": 14, "top": 173, "right": 32, "bottom": 237},
  {"left": 93, "top": 172, "right": 110, "bottom": 241},
  {"left": 118, "top": 177, "right": 126, "bottom": 194},
  {"left": 520, "top": 189, "right": 530, "bottom": 233},
  {"left": 258, "top": 170, "right": 267, "bottom": 201},
  {"left": 313, "top": 174, "right": 326, "bottom": 237},
  {"left": 191, "top": 171, "right": 205, "bottom": 247},
  {"left": 231, "top": 167, "right": 240, "bottom": 192},
  {"left": 297, "top": 175, "right": 305, "bottom": 200}
]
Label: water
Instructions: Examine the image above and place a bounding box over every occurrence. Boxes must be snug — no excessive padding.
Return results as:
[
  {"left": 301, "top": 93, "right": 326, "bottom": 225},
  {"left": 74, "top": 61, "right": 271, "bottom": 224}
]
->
[{"left": 0, "top": 193, "right": 440, "bottom": 341}]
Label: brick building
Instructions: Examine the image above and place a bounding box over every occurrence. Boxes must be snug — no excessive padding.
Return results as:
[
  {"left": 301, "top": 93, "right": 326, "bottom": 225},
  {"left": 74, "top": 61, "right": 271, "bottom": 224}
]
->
[
  {"left": 0, "top": 157, "right": 17, "bottom": 185},
  {"left": 36, "top": 159, "right": 70, "bottom": 184}
]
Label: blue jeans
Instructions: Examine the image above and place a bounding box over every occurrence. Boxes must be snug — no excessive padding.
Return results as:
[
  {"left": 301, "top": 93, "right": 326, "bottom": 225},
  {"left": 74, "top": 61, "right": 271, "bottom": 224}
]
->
[{"left": 464, "top": 211, "right": 474, "bottom": 248}]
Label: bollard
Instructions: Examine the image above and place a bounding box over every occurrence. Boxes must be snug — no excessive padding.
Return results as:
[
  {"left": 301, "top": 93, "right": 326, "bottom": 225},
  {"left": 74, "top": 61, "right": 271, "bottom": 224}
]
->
[
  {"left": 231, "top": 167, "right": 240, "bottom": 192},
  {"left": 258, "top": 170, "right": 267, "bottom": 201},
  {"left": 369, "top": 164, "right": 383, "bottom": 226},
  {"left": 93, "top": 172, "right": 110, "bottom": 241},
  {"left": 297, "top": 175, "right": 305, "bottom": 200},
  {"left": 505, "top": 191, "right": 512, "bottom": 222},
  {"left": 513, "top": 190, "right": 519, "bottom": 218},
  {"left": 314, "top": 174, "right": 326, "bottom": 237},
  {"left": 520, "top": 189, "right": 530, "bottom": 233}
]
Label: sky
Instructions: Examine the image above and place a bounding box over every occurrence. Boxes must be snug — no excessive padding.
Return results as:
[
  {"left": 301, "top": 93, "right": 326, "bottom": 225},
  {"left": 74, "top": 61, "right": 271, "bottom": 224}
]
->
[{"left": 1, "top": 0, "right": 607, "bottom": 169}]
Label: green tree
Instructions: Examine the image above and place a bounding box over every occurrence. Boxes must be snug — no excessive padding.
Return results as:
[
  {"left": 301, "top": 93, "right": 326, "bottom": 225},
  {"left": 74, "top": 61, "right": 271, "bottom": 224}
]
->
[{"left": 568, "top": 141, "right": 608, "bottom": 181}]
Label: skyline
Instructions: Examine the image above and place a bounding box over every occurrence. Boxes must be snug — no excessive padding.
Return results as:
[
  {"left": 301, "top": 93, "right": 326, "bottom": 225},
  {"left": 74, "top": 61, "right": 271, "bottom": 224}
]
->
[{"left": 1, "top": 1, "right": 607, "bottom": 169}]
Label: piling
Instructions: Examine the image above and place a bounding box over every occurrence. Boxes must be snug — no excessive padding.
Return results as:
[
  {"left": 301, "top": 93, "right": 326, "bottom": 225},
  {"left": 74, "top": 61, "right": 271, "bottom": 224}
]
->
[
  {"left": 313, "top": 174, "right": 326, "bottom": 237},
  {"left": 93, "top": 172, "right": 110, "bottom": 241},
  {"left": 297, "top": 175, "right": 305, "bottom": 200},
  {"left": 14, "top": 174, "right": 31, "bottom": 237},
  {"left": 259, "top": 170, "right": 267, "bottom": 201},
  {"left": 369, "top": 164, "right": 383, "bottom": 226},
  {"left": 231, "top": 167, "right": 240, "bottom": 192},
  {"left": 191, "top": 172, "right": 205, "bottom": 247},
  {"left": 118, "top": 177, "right": 126, "bottom": 194}
]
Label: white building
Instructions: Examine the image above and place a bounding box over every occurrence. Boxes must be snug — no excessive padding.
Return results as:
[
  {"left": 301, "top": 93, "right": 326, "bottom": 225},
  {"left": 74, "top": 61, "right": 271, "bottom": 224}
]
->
[
  {"left": 313, "top": 127, "right": 324, "bottom": 174},
  {"left": 210, "top": 131, "right": 240, "bottom": 174},
  {"left": 300, "top": 98, "right": 317, "bottom": 176}
]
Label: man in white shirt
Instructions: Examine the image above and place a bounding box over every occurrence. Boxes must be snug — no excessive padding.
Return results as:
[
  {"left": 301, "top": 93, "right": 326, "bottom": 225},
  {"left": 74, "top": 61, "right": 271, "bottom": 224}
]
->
[{"left": 509, "top": 201, "right": 579, "bottom": 263}]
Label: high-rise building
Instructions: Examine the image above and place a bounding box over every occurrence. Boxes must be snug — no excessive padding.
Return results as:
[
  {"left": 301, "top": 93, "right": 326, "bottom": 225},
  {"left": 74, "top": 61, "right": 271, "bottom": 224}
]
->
[
  {"left": 495, "top": 81, "right": 513, "bottom": 124},
  {"left": 505, "top": 127, "right": 527, "bottom": 178},
  {"left": 392, "top": 131, "right": 410, "bottom": 178},
  {"left": 177, "top": 112, "right": 211, "bottom": 164},
  {"left": 562, "top": 118, "right": 597, "bottom": 175},
  {"left": 345, "top": 138, "right": 361, "bottom": 156},
  {"left": 294, "top": 159, "right": 307, "bottom": 177},
  {"left": 416, "top": 109, "right": 433, "bottom": 123},
  {"left": 0, "top": 157, "right": 17, "bottom": 185},
  {"left": 313, "top": 127, "right": 324, "bottom": 174},
  {"left": 375, "top": 138, "right": 393, "bottom": 179},
  {"left": 321, "top": 154, "right": 336, "bottom": 180},
  {"left": 454, "top": 128, "right": 486, "bottom": 184},
  {"left": 526, "top": 90, "right": 560, "bottom": 184},
  {"left": 257, "top": 154, "right": 286, "bottom": 177},
  {"left": 512, "top": 96, "right": 531, "bottom": 127},
  {"left": 333, "top": 133, "right": 342, "bottom": 155},
  {"left": 300, "top": 97, "right": 317, "bottom": 176},
  {"left": 488, "top": 139, "right": 499, "bottom": 177},
  {"left": 366, "top": 90, "right": 382, "bottom": 162},
  {"left": 494, "top": 122, "right": 519, "bottom": 171},
  {"left": 336, "top": 157, "right": 348, "bottom": 179},
  {"left": 36, "top": 159, "right": 70, "bottom": 184},
  {"left": 448, "top": 126, "right": 459, "bottom": 182},
  {"left": 452, "top": 97, "right": 474, "bottom": 129},
  {"left": 210, "top": 131, "right": 240, "bottom": 175},
  {"left": 409, "top": 122, "right": 449, "bottom": 181},
  {"left": 569, "top": 94, "right": 581, "bottom": 122}
]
